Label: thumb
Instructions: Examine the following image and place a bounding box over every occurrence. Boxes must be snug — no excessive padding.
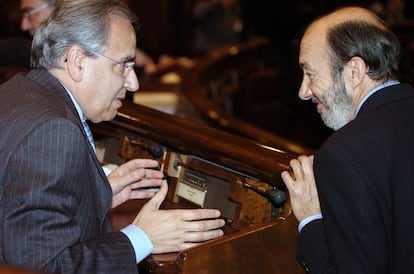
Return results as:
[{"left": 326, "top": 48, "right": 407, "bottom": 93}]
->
[{"left": 143, "top": 180, "right": 168, "bottom": 211}]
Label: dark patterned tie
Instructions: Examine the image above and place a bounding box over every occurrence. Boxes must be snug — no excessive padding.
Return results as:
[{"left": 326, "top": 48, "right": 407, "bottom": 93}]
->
[{"left": 82, "top": 120, "right": 95, "bottom": 151}]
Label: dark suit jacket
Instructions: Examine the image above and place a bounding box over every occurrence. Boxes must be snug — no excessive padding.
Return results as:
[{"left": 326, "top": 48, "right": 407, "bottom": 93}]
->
[
  {"left": 0, "top": 70, "right": 138, "bottom": 273},
  {"left": 297, "top": 83, "right": 414, "bottom": 273}
]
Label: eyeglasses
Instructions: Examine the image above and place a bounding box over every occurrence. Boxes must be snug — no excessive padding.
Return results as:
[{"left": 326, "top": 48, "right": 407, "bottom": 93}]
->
[
  {"left": 22, "top": 3, "right": 49, "bottom": 19},
  {"left": 91, "top": 51, "right": 135, "bottom": 77}
]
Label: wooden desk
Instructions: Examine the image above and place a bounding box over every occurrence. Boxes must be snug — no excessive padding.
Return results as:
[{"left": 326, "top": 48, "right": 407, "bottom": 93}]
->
[
  {"left": 0, "top": 265, "right": 51, "bottom": 274},
  {"left": 92, "top": 101, "right": 307, "bottom": 274}
]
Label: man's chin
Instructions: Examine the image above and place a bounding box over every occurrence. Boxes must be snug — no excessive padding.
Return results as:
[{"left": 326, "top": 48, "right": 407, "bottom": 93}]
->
[
  {"left": 98, "top": 111, "right": 118, "bottom": 123},
  {"left": 108, "top": 112, "right": 118, "bottom": 121}
]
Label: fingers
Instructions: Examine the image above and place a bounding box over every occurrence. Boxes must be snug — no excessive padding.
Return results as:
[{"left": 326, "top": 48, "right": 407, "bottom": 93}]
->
[
  {"left": 281, "top": 155, "right": 321, "bottom": 222},
  {"left": 303, "top": 155, "right": 314, "bottom": 177},
  {"left": 129, "top": 178, "right": 163, "bottom": 190},
  {"left": 177, "top": 208, "right": 222, "bottom": 222},
  {"left": 152, "top": 225, "right": 225, "bottom": 254},
  {"left": 112, "top": 159, "right": 160, "bottom": 177},
  {"left": 282, "top": 155, "right": 313, "bottom": 184},
  {"left": 176, "top": 209, "right": 224, "bottom": 231},
  {"left": 149, "top": 210, "right": 225, "bottom": 254},
  {"left": 126, "top": 158, "right": 160, "bottom": 169},
  {"left": 127, "top": 188, "right": 158, "bottom": 200},
  {"left": 110, "top": 168, "right": 163, "bottom": 182},
  {"left": 180, "top": 228, "right": 224, "bottom": 244},
  {"left": 123, "top": 168, "right": 164, "bottom": 183},
  {"left": 108, "top": 163, "right": 164, "bottom": 193},
  {"left": 281, "top": 170, "right": 294, "bottom": 186},
  {"left": 290, "top": 160, "right": 304, "bottom": 181},
  {"left": 143, "top": 180, "right": 168, "bottom": 210}
]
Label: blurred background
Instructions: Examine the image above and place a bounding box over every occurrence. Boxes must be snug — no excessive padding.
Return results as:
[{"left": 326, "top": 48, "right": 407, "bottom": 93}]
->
[{"left": 1, "top": 0, "right": 413, "bottom": 150}]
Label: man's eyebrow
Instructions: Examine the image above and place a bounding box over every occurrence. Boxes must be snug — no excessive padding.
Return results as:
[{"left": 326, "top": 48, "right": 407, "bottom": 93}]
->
[
  {"left": 123, "top": 56, "right": 136, "bottom": 63},
  {"left": 21, "top": 7, "right": 32, "bottom": 13}
]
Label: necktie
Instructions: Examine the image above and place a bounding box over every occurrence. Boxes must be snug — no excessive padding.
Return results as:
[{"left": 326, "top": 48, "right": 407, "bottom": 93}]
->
[{"left": 82, "top": 120, "right": 95, "bottom": 151}]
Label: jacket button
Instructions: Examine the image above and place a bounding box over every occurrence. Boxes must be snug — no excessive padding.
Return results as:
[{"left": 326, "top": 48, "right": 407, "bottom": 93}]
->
[{"left": 302, "top": 262, "right": 310, "bottom": 272}]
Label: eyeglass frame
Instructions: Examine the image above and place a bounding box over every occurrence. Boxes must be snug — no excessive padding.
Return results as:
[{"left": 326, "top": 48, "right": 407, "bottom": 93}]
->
[
  {"left": 21, "top": 3, "right": 49, "bottom": 19},
  {"left": 90, "top": 50, "right": 136, "bottom": 77}
]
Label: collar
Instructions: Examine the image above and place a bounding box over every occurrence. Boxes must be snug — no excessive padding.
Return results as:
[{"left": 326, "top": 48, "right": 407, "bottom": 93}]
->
[
  {"left": 355, "top": 80, "right": 400, "bottom": 115},
  {"left": 62, "top": 86, "right": 86, "bottom": 123}
]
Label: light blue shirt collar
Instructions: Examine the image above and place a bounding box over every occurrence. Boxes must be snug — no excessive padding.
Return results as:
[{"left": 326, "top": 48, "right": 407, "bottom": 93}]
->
[
  {"left": 355, "top": 80, "right": 400, "bottom": 115},
  {"left": 63, "top": 86, "right": 86, "bottom": 122},
  {"left": 62, "top": 86, "right": 96, "bottom": 151}
]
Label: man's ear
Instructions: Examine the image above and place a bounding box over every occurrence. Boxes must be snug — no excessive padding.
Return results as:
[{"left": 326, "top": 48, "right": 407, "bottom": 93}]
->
[
  {"left": 346, "top": 56, "right": 368, "bottom": 88},
  {"left": 66, "top": 45, "right": 86, "bottom": 82}
]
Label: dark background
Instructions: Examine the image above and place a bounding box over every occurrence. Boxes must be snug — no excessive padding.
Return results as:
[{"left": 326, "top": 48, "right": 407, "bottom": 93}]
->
[{"left": 1, "top": 0, "right": 413, "bottom": 149}]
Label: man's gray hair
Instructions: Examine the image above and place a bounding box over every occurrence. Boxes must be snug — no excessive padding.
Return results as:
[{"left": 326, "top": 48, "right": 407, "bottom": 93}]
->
[
  {"left": 44, "top": 0, "right": 57, "bottom": 6},
  {"left": 31, "top": 0, "right": 139, "bottom": 69}
]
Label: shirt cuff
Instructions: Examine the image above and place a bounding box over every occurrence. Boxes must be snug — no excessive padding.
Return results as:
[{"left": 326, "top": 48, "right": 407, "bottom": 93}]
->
[
  {"left": 298, "top": 213, "right": 323, "bottom": 233},
  {"left": 121, "top": 224, "right": 154, "bottom": 263}
]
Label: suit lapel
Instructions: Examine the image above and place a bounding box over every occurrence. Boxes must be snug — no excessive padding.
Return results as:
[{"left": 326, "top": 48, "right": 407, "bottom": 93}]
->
[{"left": 28, "top": 70, "right": 113, "bottom": 230}]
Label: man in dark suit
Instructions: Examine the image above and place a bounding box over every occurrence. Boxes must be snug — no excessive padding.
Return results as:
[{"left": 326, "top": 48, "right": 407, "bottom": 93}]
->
[
  {"left": 281, "top": 6, "right": 414, "bottom": 274},
  {"left": 0, "top": 0, "right": 225, "bottom": 273}
]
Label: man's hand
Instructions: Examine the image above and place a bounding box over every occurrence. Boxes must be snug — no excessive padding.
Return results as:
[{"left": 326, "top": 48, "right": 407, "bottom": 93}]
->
[
  {"left": 107, "top": 159, "right": 164, "bottom": 208},
  {"left": 281, "top": 155, "right": 321, "bottom": 222},
  {"left": 134, "top": 181, "right": 226, "bottom": 254}
]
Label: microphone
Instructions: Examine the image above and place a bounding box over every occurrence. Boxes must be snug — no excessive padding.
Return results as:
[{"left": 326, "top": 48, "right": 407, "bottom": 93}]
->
[
  {"left": 129, "top": 138, "right": 164, "bottom": 158},
  {"left": 147, "top": 144, "right": 164, "bottom": 158},
  {"left": 241, "top": 181, "right": 286, "bottom": 207}
]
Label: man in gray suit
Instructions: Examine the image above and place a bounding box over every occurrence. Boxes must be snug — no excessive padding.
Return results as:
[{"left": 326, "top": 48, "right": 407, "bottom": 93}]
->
[{"left": 0, "top": 0, "right": 225, "bottom": 273}]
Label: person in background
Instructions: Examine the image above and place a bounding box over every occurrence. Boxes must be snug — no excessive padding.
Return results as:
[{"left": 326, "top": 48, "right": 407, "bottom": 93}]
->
[
  {"left": 0, "top": 0, "right": 155, "bottom": 73},
  {"left": 20, "top": 0, "right": 55, "bottom": 36},
  {"left": 0, "top": 0, "right": 54, "bottom": 69},
  {"left": 192, "top": 0, "right": 243, "bottom": 54},
  {"left": 281, "top": 6, "right": 414, "bottom": 273},
  {"left": 0, "top": 0, "right": 225, "bottom": 273}
]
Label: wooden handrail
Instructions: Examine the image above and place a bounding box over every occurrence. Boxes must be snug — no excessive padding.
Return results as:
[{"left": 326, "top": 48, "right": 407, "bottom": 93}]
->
[{"left": 95, "top": 100, "right": 297, "bottom": 188}]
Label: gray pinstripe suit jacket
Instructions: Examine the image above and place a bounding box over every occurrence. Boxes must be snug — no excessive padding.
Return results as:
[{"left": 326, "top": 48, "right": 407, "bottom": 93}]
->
[{"left": 0, "top": 70, "right": 139, "bottom": 273}]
